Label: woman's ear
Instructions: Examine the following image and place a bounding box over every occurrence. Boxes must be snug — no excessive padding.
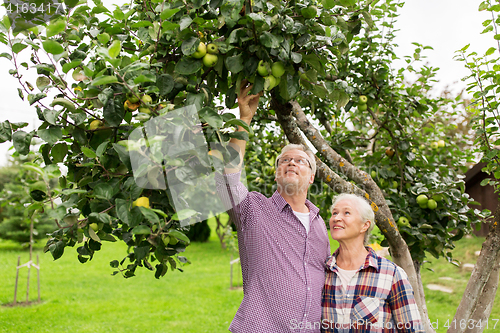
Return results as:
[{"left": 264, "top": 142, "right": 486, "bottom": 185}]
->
[{"left": 361, "top": 220, "right": 371, "bottom": 233}]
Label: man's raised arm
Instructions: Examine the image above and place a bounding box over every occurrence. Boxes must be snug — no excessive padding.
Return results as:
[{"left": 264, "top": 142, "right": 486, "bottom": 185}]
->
[{"left": 224, "top": 81, "right": 261, "bottom": 174}]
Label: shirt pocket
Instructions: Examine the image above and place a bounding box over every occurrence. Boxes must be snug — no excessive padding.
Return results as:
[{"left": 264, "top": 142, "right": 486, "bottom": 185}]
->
[{"left": 351, "top": 296, "right": 380, "bottom": 324}]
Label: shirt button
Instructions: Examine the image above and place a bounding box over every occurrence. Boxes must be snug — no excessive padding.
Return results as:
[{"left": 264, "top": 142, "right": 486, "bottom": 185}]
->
[
  {"left": 304, "top": 314, "right": 307, "bottom": 317},
  {"left": 308, "top": 287, "right": 311, "bottom": 291}
]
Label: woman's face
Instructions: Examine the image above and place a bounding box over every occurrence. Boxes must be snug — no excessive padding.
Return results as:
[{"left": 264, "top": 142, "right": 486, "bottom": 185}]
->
[{"left": 329, "top": 199, "right": 368, "bottom": 242}]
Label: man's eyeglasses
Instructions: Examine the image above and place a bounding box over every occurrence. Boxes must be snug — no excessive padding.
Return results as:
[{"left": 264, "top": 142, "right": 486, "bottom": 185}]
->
[{"left": 277, "top": 156, "right": 312, "bottom": 169}]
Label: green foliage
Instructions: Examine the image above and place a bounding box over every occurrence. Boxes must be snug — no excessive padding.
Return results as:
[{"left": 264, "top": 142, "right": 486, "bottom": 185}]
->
[
  {"left": 0, "top": 160, "right": 57, "bottom": 244},
  {"left": 185, "top": 219, "right": 211, "bottom": 242},
  {"left": 455, "top": 0, "right": 500, "bottom": 202}
]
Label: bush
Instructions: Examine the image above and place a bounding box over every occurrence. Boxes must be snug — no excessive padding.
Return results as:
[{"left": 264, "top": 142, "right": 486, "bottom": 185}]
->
[{"left": 186, "top": 220, "right": 211, "bottom": 243}]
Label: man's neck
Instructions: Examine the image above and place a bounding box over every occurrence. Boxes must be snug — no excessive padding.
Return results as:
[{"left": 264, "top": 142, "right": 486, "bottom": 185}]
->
[{"left": 279, "top": 189, "right": 309, "bottom": 213}]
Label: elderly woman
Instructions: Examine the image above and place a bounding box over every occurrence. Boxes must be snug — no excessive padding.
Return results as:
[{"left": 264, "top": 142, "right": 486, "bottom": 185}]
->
[{"left": 321, "top": 193, "right": 424, "bottom": 333}]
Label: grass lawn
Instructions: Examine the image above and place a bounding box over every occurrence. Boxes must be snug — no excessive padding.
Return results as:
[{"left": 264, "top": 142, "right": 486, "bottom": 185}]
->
[
  {"left": 0, "top": 222, "right": 499, "bottom": 332},
  {"left": 0, "top": 220, "right": 243, "bottom": 333}
]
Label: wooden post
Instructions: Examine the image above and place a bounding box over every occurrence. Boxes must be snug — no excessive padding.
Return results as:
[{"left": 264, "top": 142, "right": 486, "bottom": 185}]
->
[
  {"left": 13, "top": 256, "right": 20, "bottom": 305},
  {"left": 230, "top": 254, "right": 233, "bottom": 289}
]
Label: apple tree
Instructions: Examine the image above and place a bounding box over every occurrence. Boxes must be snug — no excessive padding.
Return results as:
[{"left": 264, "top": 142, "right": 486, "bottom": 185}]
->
[{"left": 0, "top": 0, "right": 482, "bottom": 331}]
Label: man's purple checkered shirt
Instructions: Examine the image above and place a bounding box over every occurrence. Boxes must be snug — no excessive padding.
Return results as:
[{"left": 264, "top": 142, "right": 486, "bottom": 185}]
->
[{"left": 216, "top": 171, "right": 330, "bottom": 333}]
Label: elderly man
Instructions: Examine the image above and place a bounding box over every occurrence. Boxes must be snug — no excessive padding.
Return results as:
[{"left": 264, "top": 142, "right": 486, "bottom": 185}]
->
[{"left": 215, "top": 82, "right": 330, "bottom": 333}]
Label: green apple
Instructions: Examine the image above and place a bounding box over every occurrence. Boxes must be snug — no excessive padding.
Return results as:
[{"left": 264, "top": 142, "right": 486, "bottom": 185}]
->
[
  {"left": 202, "top": 53, "right": 218, "bottom": 67},
  {"left": 391, "top": 180, "right": 398, "bottom": 189},
  {"left": 89, "top": 223, "right": 99, "bottom": 232},
  {"left": 264, "top": 75, "right": 278, "bottom": 91},
  {"left": 358, "top": 103, "right": 367, "bottom": 111},
  {"left": 89, "top": 119, "right": 103, "bottom": 130},
  {"left": 271, "top": 62, "right": 285, "bottom": 78},
  {"left": 398, "top": 216, "right": 410, "bottom": 227},
  {"left": 257, "top": 60, "right": 269, "bottom": 76},
  {"left": 359, "top": 95, "right": 368, "bottom": 104},
  {"left": 427, "top": 199, "right": 437, "bottom": 210},
  {"left": 379, "top": 178, "right": 387, "bottom": 188},
  {"left": 139, "top": 106, "right": 151, "bottom": 114},
  {"left": 207, "top": 43, "right": 218, "bottom": 54},
  {"left": 432, "top": 194, "right": 443, "bottom": 202},
  {"left": 370, "top": 170, "right": 377, "bottom": 179},
  {"left": 126, "top": 92, "right": 140, "bottom": 104},
  {"left": 192, "top": 41, "right": 207, "bottom": 59},
  {"left": 141, "top": 94, "right": 152, "bottom": 104},
  {"left": 437, "top": 139, "right": 445, "bottom": 148},
  {"left": 416, "top": 194, "right": 428, "bottom": 206},
  {"left": 431, "top": 141, "right": 439, "bottom": 149}
]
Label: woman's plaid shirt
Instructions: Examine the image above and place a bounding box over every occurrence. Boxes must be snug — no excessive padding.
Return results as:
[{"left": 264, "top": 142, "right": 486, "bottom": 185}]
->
[{"left": 321, "top": 247, "right": 424, "bottom": 333}]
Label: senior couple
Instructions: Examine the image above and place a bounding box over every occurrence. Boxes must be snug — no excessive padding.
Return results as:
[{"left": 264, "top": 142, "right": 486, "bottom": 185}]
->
[{"left": 215, "top": 82, "right": 424, "bottom": 333}]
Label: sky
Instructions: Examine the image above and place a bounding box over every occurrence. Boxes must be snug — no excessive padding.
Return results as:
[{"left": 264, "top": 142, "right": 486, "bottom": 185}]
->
[{"left": 0, "top": 0, "right": 494, "bottom": 166}]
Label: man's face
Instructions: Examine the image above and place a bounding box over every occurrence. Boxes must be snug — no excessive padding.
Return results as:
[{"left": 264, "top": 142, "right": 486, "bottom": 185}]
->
[{"left": 275, "top": 149, "right": 314, "bottom": 196}]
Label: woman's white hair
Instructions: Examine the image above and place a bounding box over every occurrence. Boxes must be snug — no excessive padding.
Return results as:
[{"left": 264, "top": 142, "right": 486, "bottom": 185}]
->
[
  {"left": 330, "top": 193, "right": 375, "bottom": 245},
  {"left": 275, "top": 143, "right": 317, "bottom": 175}
]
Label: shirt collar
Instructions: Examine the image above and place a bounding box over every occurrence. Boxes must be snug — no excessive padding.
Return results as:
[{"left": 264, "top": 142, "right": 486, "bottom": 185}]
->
[
  {"left": 325, "top": 246, "right": 379, "bottom": 272},
  {"left": 271, "top": 190, "right": 320, "bottom": 218}
]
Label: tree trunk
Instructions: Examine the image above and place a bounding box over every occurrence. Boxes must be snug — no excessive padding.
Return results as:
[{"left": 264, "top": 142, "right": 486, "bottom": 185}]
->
[
  {"left": 271, "top": 97, "right": 434, "bottom": 333},
  {"left": 465, "top": 253, "right": 500, "bottom": 333},
  {"left": 448, "top": 200, "right": 500, "bottom": 333}
]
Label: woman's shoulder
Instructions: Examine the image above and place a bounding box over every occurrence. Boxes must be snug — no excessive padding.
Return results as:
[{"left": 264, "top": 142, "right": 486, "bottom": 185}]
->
[{"left": 369, "top": 248, "right": 405, "bottom": 277}]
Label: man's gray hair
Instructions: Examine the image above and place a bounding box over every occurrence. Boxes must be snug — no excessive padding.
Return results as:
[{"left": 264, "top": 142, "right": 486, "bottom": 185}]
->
[
  {"left": 330, "top": 193, "right": 375, "bottom": 245},
  {"left": 275, "top": 143, "right": 317, "bottom": 175}
]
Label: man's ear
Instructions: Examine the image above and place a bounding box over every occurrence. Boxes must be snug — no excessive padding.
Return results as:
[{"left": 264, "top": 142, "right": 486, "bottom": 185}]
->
[{"left": 309, "top": 172, "right": 314, "bottom": 184}]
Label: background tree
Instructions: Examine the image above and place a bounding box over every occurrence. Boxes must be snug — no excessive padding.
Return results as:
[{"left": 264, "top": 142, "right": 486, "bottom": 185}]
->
[
  {"left": 450, "top": 1, "right": 500, "bottom": 331},
  {"left": 0, "top": 1, "right": 486, "bottom": 331},
  {"left": 0, "top": 150, "right": 56, "bottom": 245}
]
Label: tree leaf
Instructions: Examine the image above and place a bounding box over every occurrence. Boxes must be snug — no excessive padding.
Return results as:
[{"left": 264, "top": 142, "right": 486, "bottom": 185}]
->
[
  {"left": 134, "top": 73, "right": 156, "bottom": 84},
  {"left": 94, "top": 182, "right": 114, "bottom": 200},
  {"left": 62, "top": 60, "right": 82, "bottom": 74},
  {"left": 46, "top": 18, "right": 66, "bottom": 38},
  {"left": 28, "top": 93, "right": 46, "bottom": 105},
  {"left": 51, "top": 142, "right": 68, "bottom": 163},
  {"left": 259, "top": 31, "right": 281, "bottom": 48},
  {"left": 224, "top": 118, "right": 250, "bottom": 132},
  {"left": 132, "top": 225, "right": 151, "bottom": 235},
  {"left": 175, "top": 57, "right": 203, "bottom": 75},
  {"left": 181, "top": 37, "right": 200, "bottom": 56},
  {"left": 108, "top": 40, "right": 122, "bottom": 59},
  {"left": 169, "top": 229, "right": 190, "bottom": 243},
  {"left": 103, "top": 97, "right": 124, "bottom": 127},
  {"left": 158, "top": 74, "right": 174, "bottom": 96},
  {"left": 96, "top": 140, "right": 109, "bottom": 158},
  {"left": 115, "top": 198, "right": 131, "bottom": 226},
  {"left": 225, "top": 53, "right": 244, "bottom": 73},
  {"left": 36, "top": 76, "right": 51, "bottom": 90},
  {"left": 12, "top": 43, "right": 27, "bottom": 54},
  {"left": 171, "top": 209, "right": 198, "bottom": 221},
  {"left": 198, "top": 107, "right": 223, "bottom": 128},
  {"left": 138, "top": 207, "right": 160, "bottom": 224},
  {"left": 160, "top": 8, "right": 181, "bottom": 20},
  {"left": 81, "top": 146, "right": 97, "bottom": 159},
  {"left": 0, "top": 121, "right": 12, "bottom": 143},
  {"left": 42, "top": 40, "right": 64, "bottom": 54},
  {"left": 91, "top": 75, "right": 119, "bottom": 86},
  {"left": 12, "top": 130, "right": 32, "bottom": 155},
  {"left": 179, "top": 16, "right": 193, "bottom": 31},
  {"left": 37, "top": 127, "right": 62, "bottom": 145}
]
